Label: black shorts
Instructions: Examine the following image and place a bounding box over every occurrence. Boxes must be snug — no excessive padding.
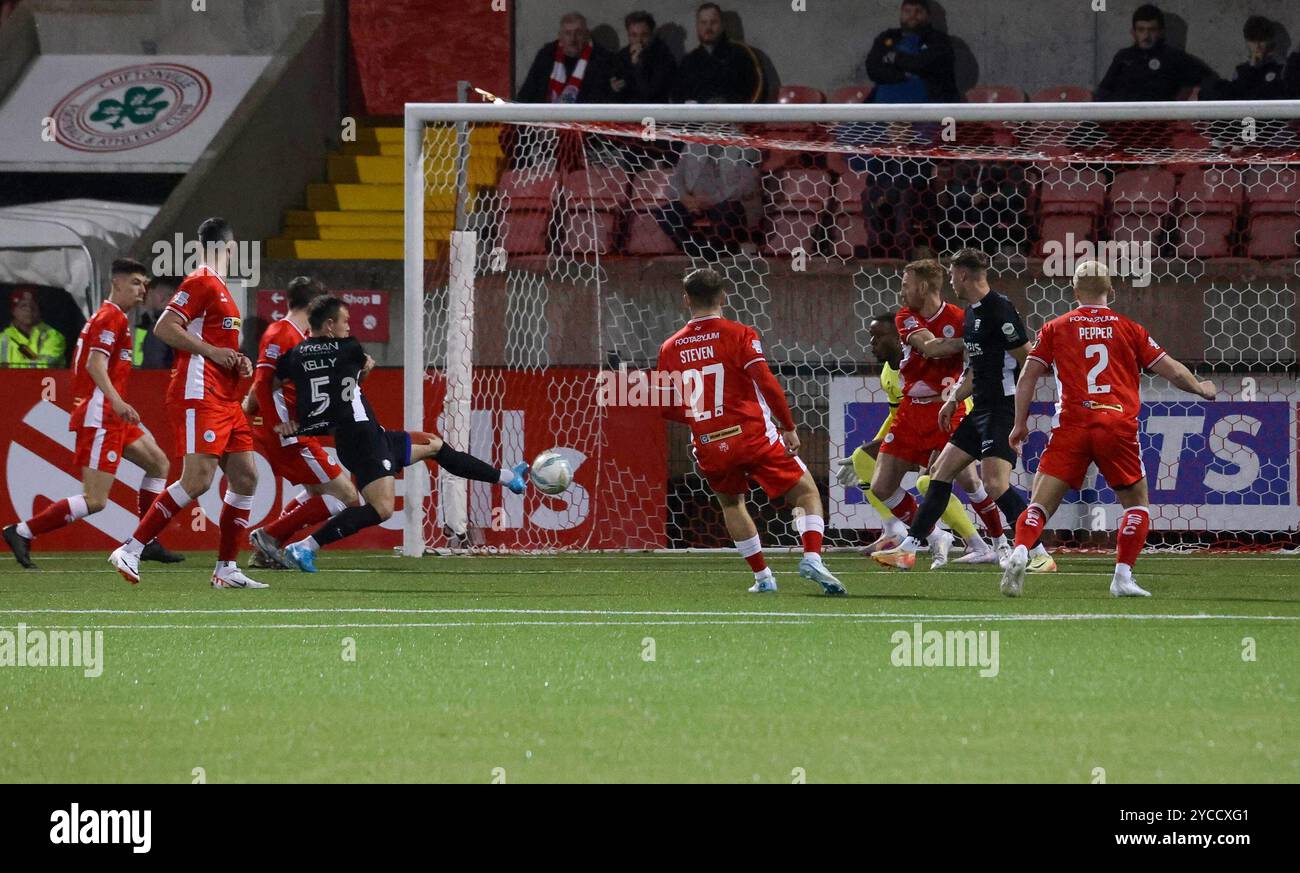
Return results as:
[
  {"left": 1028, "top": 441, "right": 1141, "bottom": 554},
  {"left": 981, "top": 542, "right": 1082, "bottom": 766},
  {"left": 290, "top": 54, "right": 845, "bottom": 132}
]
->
[
  {"left": 335, "top": 422, "right": 411, "bottom": 489},
  {"left": 948, "top": 403, "right": 1017, "bottom": 464}
]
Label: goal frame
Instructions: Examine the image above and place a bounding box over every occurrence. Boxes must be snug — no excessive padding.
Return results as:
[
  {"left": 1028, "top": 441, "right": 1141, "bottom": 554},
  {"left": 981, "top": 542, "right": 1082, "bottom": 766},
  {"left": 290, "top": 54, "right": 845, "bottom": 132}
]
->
[{"left": 402, "top": 99, "right": 1300, "bottom": 556}]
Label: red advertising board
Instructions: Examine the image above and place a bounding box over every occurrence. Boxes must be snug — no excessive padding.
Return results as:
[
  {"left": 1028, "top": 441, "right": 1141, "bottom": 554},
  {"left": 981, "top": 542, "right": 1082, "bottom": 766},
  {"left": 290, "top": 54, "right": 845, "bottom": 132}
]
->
[
  {"left": 256, "top": 290, "right": 390, "bottom": 343},
  {"left": 0, "top": 369, "right": 666, "bottom": 553}
]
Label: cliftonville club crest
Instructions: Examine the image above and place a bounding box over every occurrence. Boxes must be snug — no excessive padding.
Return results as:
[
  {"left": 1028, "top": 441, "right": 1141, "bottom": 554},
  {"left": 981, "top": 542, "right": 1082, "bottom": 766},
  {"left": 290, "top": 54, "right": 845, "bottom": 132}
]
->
[{"left": 51, "top": 63, "right": 211, "bottom": 152}]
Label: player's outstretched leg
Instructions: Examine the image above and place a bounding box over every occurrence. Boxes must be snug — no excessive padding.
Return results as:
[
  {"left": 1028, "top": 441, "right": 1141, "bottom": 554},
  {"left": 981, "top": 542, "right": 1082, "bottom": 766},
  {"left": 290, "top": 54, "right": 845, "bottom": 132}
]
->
[
  {"left": 715, "top": 491, "right": 776, "bottom": 593},
  {"left": 784, "top": 473, "right": 845, "bottom": 596},
  {"left": 5, "top": 496, "right": 92, "bottom": 570},
  {"left": 411, "top": 432, "right": 528, "bottom": 494}
]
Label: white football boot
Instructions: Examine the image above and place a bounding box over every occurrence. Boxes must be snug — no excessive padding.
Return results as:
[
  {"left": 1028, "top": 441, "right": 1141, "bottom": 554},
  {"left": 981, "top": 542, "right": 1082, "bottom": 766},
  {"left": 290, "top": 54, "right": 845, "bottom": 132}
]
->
[{"left": 999, "top": 544, "right": 1028, "bottom": 597}]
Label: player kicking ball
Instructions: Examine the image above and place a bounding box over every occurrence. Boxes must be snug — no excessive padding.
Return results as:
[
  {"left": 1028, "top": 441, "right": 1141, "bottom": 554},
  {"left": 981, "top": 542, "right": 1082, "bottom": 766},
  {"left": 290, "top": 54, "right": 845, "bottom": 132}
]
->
[
  {"left": 4, "top": 260, "right": 183, "bottom": 569},
  {"left": 657, "top": 268, "right": 844, "bottom": 595},
  {"left": 873, "top": 249, "right": 1053, "bottom": 572},
  {"left": 272, "top": 295, "right": 529, "bottom": 571},
  {"left": 1001, "top": 261, "right": 1216, "bottom": 598},
  {"left": 241, "top": 276, "right": 360, "bottom": 569}
]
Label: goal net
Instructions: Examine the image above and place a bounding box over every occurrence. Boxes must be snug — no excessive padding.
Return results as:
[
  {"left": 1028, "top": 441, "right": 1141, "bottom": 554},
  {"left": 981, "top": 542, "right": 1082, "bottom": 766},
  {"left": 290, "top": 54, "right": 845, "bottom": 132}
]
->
[{"left": 404, "top": 100, "right": 1300, "bottom": 555}]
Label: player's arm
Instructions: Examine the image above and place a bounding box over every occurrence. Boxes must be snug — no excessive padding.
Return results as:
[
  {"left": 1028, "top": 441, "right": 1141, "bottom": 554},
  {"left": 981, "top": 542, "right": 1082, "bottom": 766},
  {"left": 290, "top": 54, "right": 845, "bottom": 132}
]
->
[
  {"left": 938, "top": 366, "right": 972, "bottom": 432},
  {"left": 1008, "top": 357, "right": 1048, "bottom": 453},
  {"left": 1149, "top": 355, "right": 1216, "bottom": 400},
  {"left": 746, "top": 357, "right": 798, "bottom": 453},
  {"left": 154, "top": 309, "right": 240, "bottom": 370},
  {"left": 906, "top": 328, "right": 965, "bottom": 359},
  {"left": 85, "top": 349, "right": 139, "bottom": 425}
]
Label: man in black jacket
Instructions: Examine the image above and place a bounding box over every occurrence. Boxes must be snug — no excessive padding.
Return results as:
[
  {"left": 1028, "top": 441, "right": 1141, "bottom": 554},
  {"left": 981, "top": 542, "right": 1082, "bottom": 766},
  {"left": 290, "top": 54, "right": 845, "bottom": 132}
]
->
[
  {"left": 865, "top": 0, "right": 959, "bottom": 104},
  {"left": 517, "top": 12, "right": 616, "bottom": 103},
  {"left": 1207, "top": 17, "right": 1287, "bottom": 101},
  {"left": 672, "top": 3, "right": 760, "bottom": 104},
  {"left": 611, "top": 10, "right": 677, "bottom": 103},
  {"left": 1094, "top": 4, "right": 1215, "bottom": 101}
]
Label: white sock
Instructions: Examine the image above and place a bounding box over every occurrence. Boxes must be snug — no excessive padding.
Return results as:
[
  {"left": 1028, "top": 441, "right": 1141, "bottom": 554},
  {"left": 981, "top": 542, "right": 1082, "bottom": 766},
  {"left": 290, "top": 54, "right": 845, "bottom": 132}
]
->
[
  {"left": 66, "top": 494, "right": 90, "bottom": 522},
  {"left": 1031, "top": 543, "right": 1048, "bottom": 557},
  {"left": 15, "top": 522, "right": 32, "bottom": 539},
  {"left": 754, "top": 566, "right": 774, "bottom": 582},
  {"left": 302, "top": 536, "right": 320, "bottom": 553},
  {"left": 215, "top": 560, "right": 237, "bottom": 575},
  {"left": 964, "top": 530, "right": 989, "bottom": 553},
  {"left": 969, "top": 482, "right": 989, "bottom": 502},
  {"left": 322, "top": 494, "right": 348, "bottom": 515},
  {"left": 883, "top": 516, "right": 907, "bottom": 538},
  {"left": 881, "top": 488, "right": 907, "bottom": 510},
  {"left": 1115, "top": 562, "right": 1132, "bottom": 577},
  {"left": 793, "top": 513, "right": 825, "bottom": 558},
  {"left": 898, "top": 535, "right": 920, "bottom": 553},
  {"left": 140, "top": 476, "right": 166, "bottom": 495},
  {"left": 994, "top": 534, "right": 1009, "bottom": 549},
  {"left": 123, "top": 537, "right": 147, "bottom": 556},
  {"left": 498, "top": 468, "right": 515, "bottom": 485}
]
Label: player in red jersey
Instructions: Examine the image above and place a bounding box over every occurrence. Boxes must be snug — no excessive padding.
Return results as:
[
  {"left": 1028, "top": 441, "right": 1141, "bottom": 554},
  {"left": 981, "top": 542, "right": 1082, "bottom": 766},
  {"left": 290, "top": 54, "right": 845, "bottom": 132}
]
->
[
  {"left": 869, "top": 259, "right": 994, "bottom": 568},
  {"left": 241, "top": 277, "right": 360, "bottom": 569},
  {"left": 3, "top": 260, "right": 182, "bottom": 568},
  {"left": 656, "top": 268, "right": 844, "bottom": 595},
  {"left": 109, "top": 218, "right": 263, "bottom": 588},
  {"left": 1002, "top": 261, "right": 1216, "bottom": 598}
]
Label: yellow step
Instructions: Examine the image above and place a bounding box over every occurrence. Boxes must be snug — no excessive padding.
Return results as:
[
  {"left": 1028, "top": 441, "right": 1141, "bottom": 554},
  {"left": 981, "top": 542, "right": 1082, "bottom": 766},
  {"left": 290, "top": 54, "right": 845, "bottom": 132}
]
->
[
  {"left": 306, "top": 183, "right": 468, "bottom": 212},
  {"left": 327, "top": 154, "right": 501, "bottom": 186},
  {"left": 266, "top": 238, "right": 443, "bottom": 260},
  {"left": 281, "top": 224, "right": 453, "bottom": 242},
  {"left": 339, "top": 137, "right": 504, "bottom": 159}
]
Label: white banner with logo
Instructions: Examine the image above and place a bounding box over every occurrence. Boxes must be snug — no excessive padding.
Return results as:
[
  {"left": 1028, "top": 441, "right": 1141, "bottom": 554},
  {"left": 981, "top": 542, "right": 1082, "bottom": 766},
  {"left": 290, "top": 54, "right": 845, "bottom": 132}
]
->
[{"left": 0, "top": 55, "right": 271, "bottom": 171}]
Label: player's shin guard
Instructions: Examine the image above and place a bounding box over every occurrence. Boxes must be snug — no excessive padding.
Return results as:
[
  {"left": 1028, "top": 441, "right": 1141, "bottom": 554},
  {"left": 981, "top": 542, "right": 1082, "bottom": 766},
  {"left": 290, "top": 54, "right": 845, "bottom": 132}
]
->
[
  {"left": 994, "top": 486, "right": 1029, "bottom": 536},
  {"left": 1014, "top": 503, "right": 1047, "bottom": 550},
  {"left": 310, "top": 504, "right": 383, "bottom": 548},
  {"left": 734, "top": 534, "right": 767, "bottom": 574},
  {"left": 794, "top": 513, "right": 825, "bottom": 555},
  {"left": 908, "top": 477, "right": 952, "bottom": 541},
  {"left": 1115, "top": 506, "right": 1150, "bottom": 573},
  {"left": 138, "top": 477, "right": 166, "bottom": 518},
  {"left": 968, "top": 483, "right": 1005, "bottom": 537},
  {"left": 126, "top": 482, "right": 191, "bottom": 554},
  {"left": 22, "top": 495, "right": 91, "bottom": 537},
  {"left": 433, "top": 444, "right": 502, "bottom": 484},
  {"left": 881, "top": 488, "right": 918, "bottom": 525},
  {"left": 218, "top": 491, "right": 254, "bottom": 563}
]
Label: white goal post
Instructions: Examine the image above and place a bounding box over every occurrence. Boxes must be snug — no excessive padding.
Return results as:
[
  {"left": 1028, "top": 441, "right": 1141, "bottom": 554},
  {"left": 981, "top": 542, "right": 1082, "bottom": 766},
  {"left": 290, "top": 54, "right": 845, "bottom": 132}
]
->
[{"left": 403, "top": 99, "right": 1300, "bottom": 556}]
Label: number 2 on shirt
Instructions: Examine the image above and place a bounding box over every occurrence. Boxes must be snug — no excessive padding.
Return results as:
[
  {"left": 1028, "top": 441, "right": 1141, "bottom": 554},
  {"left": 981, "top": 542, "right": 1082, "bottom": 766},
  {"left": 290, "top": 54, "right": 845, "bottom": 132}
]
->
[
  {"left": 1084, "top": 343, "right": 1111, "bottom": 395},
  {"left": 683, "top": 363, "right": 725, "bottom": 422}
]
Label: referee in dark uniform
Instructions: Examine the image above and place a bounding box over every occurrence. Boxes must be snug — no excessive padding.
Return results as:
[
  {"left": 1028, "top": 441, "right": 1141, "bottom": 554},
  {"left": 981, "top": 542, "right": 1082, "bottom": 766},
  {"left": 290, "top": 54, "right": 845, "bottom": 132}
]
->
[{"left": 884, "top": 249, "right": 1053, "bottom": 569}]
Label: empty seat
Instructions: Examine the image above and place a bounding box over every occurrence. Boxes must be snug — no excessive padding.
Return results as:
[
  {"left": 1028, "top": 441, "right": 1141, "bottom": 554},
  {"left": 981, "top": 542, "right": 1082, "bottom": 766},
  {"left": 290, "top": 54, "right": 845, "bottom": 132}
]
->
[
  {"left": 1035, "top": 214, "right": 1095, "bottom": 257},
  {"left": 1108, "top": 212, "right": 1168, "bottom": 248},
  {"left": 1175, "top": 213, "right": 1234, "bottom": 258},
  {"left": 1245, "top": 168, "right": 1300, "bottom": 215},
  {"left": 762, "top": 211, "right": 821, "bottom": 256},
  {"left": 832, "top": 171, "right": 870, "bottom": 214},
  {"left": 966, "top": 85, "right": 1026, "bottom": 103},
  {"left": 1038, "top": 176, "right": 1107, "bottom": 215},
  {"left": 624, "top": 213, "right": 678, "bottom": 255},
  {"left": 562, "top": 166, "right": 628, "bottom": 207},
  {"left": 778, "top": 84, "right": 826, "bottom": 104},
  {"left": 829, "top": 84, "right": 873, "bottom": 104},
  {"left": 1177, "top": 168, "right": 1245, "bottom": 214},
  {"left": 1247, "top": 215, "right": 1300, "bottom": 258},
  {"left": 556, "top": 207, "right": 621, "bottom": 255},
  {"left": 829, "top": 213, "right": 868, "bottom": 258},
  {"left": 501, "top": 211, "right": 551, "bottom": 255},
  {"left": 1030, "top": 85, "right": 1093, "bottom": 102},
  {"left": 628, "top": 167, "right": 674, "bottom": 208},
  {"left": 1110, "top": 169, "right": 1176, "bottom": 214},
  {"left": 498, "top": 169, "right": 558, "bottom": 209}
]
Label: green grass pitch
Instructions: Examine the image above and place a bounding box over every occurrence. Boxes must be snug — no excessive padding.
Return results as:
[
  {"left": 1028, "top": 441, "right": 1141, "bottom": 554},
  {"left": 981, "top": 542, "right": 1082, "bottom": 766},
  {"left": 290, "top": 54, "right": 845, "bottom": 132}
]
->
[{"left": 1, "top": 551, "right": 1296, "bottom": 783}]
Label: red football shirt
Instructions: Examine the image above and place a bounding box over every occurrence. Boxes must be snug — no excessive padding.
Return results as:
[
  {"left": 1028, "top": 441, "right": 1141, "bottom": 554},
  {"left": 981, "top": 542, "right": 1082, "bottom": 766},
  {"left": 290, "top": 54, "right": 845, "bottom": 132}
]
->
[
  {"left": 69, "top": 300, "right": 132, "bottom": 430},
  {"left": 252, "top": 317, "right": 307, "bottom": 435},
  {"left": 1027, "top": 303, "right": 1166, "bottom": 427},
  {"left": 165, "top": 266, "right": 244, "bottom": 404},
  {"left": 896, "top": 302, "right": 965, "bottom": 399},
  {"left": 656, "top": 315, "right": 789, "bottom": 446}
]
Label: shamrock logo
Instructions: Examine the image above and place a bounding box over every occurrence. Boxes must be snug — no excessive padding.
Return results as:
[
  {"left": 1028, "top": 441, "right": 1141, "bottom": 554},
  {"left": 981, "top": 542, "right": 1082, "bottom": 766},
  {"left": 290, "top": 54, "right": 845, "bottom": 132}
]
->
[{"left": 89, "top": 86, "right": 170, "bottom": 129}]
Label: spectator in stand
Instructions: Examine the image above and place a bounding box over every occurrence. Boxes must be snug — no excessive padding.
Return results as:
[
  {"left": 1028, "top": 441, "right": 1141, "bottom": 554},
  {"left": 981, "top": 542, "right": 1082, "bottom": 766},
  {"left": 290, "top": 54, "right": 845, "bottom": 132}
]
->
[
  {"left": 1095, "top": 4, "right": 1216, "bottom": 101},
  {"left": 672, "top": 3, "right": 762, "bottom": 103},
  {"left": 653, "top": 142, "right": 762, "bottom": 256},
  {"left": 610, "top": 11, "right": 677, "bottom": 103},
  {"left": 133, "top": 279, "right": 173, "bottom": 369},
  {"left": 1, "top": 286, "right": 65, "bottom": 369},
  {"left": 865, "top": 0, "right": 959, "bottom": 104},
  {"left": 1282, "top": 37, "right": 1300, "bottom": 98},
  {"left": 1207, "top": 17, "right": 1287, "bottom": 101},
  {"left": 517, "top": 12, "right": 616, "bottom": 103}
]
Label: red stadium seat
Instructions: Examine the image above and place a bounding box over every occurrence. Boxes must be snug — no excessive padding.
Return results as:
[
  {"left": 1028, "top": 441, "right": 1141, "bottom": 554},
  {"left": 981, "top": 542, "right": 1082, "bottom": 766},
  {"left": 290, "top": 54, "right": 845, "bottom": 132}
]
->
[
  {"left": 1246, "top": 215, "right": 1300, "bottom": 259},
  {"left": 829, "top": 212, "right": 868, "bottom": 257},
  {"left": 628, "top": 167, "right": 674, "bottom": 208},
  {"left": 624, "top": 213, "right": 678, "bottom": 255},
  {"left": 762, "top": 211, "right": 822, "bottom": 256},
  {"left": 778, "top": 85, "right": 826, "bottom": 104},
  {"left": 562, "top": 166, "right": 628, "bottom": 207},
  {"left": 1035, "top": 214, "right": 1095, "bottom": 257},
  {"left": 502, "top": 211, "right": 551, "bottom": 255},
  {"left": 498, "top": 169, "right": 558, "bottom": 209},
  {"left": 832, "top": 171, "right": 869, "bottom": 214},
  {"left": 1038, "top": 176, "right": 1107, "bottom": 215},
  {"left": 1110, "top": 169, "right": 1176, "bottom": 215},
  {"left": 965, "top": 85, "right": 1026, "bottom": 103},
  {"left": 1245, "top": 167, "right": 1300, "bottom": 215},
  {"left": 1030, "top": 85, "right": 1093, "bottom": 102},
  {"left": 1175, "top": 213, "right": 1234, "bottom": 258},
  {"left": 557, "top": 208, "right": 621, "bottom": 255},
  {"left": 1177, "top": 168, "right": 1245, "bottom": 214},
  {"left": 829, "top": 84, "right": 873, "bottom": 104},
  {"left": 1108, "top": 212, "right": 1168, "bottom": 248}
]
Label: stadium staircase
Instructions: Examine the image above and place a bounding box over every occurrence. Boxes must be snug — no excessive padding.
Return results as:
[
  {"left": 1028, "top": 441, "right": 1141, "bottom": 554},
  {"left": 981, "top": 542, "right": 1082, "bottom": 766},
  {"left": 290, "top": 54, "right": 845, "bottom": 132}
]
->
[{"left": 266, "top": 124, "right": 502, "bottom": 260}]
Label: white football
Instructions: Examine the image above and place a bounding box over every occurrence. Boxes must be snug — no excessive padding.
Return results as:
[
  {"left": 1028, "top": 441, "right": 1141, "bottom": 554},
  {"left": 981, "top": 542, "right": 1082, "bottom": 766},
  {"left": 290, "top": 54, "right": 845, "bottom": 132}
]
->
[{"left": 530, "top": 450, "right": 572, "bottom": 495}]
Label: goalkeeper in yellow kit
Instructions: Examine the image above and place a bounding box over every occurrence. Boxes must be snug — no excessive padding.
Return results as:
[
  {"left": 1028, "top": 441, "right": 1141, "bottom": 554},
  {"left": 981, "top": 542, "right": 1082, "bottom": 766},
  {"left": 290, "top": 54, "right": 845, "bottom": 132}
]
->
[{"left": 836, "top": 312, "right": 1007, "bottom": 563}]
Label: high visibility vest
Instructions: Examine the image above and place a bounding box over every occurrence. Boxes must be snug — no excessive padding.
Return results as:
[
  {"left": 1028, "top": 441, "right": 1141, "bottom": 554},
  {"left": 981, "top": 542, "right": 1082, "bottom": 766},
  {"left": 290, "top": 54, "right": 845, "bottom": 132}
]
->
[
  {"left": 134, "top": 326, "right": 148, "bottom": 366},
  {"left": 0, "top": 323, "right": 66, "bottom": 368}
]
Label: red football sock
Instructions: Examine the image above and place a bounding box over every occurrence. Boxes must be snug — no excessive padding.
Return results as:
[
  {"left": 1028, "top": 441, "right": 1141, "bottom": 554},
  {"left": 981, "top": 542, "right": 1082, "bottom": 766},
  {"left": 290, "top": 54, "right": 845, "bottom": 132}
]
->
[
  {"left": 970, "top": 495, "right": 1004, "bottom": 537},
  {"left": 218, "top": 491, "right": 254, "bottom": 563},
  {"left": 131, "top": 483, "right": 189, "bottom": 545},
  {"left": 138, "top": 477, "right": 166, "bottom": 518},
  {"left": 1116, "top": 506, "right": 1150, "bottom": 569},
  {"left": 264, "top": 495, "right": 332, "bottom": 543},
  {"left": 888, "top": 492, "right": 918, "bottom": 526},
  {"left": 25, "top": 496, "right": 90, "bottom": 537},
  {"left": 1014, "top": 503, "right": 1046, "bottom": 550},
  {"left": 734, "top": 535, "right": 767, "bottom": 573},
  {"left": 796, "top": 513, "right": 826, "bottom": 555}
]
